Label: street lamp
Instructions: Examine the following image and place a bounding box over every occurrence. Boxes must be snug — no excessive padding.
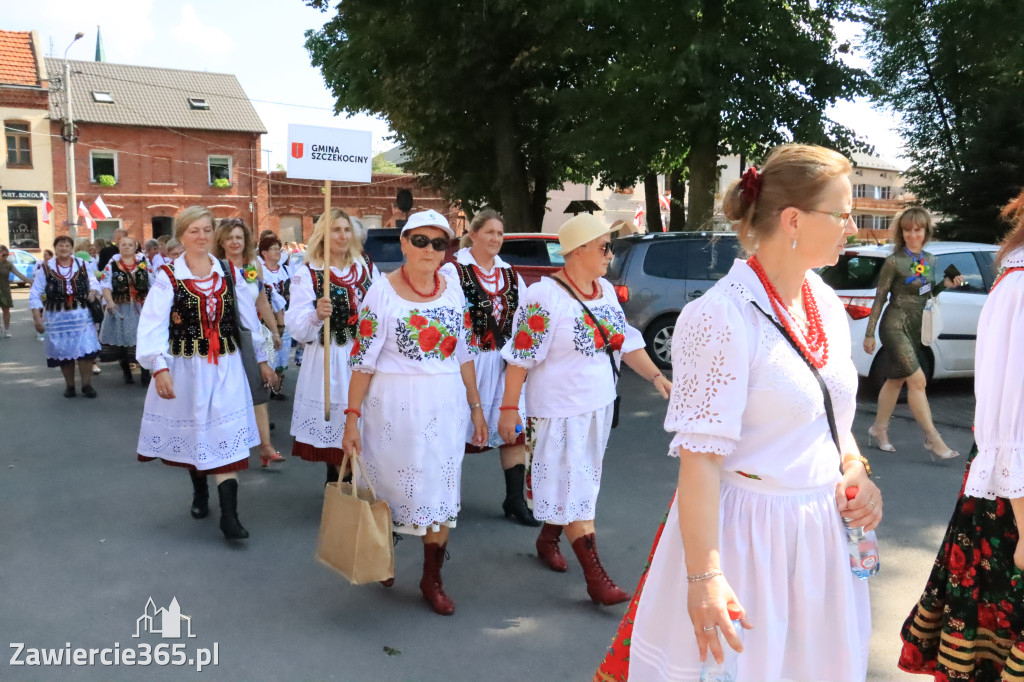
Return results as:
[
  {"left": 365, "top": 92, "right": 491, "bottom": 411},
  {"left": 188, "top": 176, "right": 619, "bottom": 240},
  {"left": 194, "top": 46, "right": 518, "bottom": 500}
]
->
[{"left": 62, "top": 32, "right": 84, "bottom": 239}]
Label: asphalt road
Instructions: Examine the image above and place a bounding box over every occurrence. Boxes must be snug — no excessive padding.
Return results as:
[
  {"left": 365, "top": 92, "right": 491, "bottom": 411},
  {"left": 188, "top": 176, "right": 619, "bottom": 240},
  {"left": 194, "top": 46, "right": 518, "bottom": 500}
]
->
[{"left": 0, "top": 287, "right": 976, "bottom": 681}]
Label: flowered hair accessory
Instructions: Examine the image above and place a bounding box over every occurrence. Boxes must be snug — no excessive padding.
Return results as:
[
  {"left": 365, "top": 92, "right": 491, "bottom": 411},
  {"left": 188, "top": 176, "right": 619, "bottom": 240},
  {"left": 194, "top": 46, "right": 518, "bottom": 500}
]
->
[{"left": 739, "top": 166, "right": 762, "bottom": 204}]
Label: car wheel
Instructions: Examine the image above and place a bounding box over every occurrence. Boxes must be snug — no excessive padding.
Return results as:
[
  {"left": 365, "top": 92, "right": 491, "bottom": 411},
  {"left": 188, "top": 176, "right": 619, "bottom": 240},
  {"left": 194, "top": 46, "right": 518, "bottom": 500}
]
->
[{"left": 644, "top": 317, "right": 675, "bottom": 370}]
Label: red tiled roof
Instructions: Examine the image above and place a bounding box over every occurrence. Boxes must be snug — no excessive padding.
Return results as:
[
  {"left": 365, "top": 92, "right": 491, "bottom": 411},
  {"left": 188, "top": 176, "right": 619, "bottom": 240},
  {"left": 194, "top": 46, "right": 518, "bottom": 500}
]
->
[{"left": 0, "top": 31, "right": 40, "bottom": 87}]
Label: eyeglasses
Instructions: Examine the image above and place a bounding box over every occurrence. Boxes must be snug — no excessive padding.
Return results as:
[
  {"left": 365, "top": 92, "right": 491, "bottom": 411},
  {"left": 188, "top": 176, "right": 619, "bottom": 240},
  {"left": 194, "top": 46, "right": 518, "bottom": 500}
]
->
[
  {"left": 406, "top": 234, "right": 449, "bottom": 252},
  {"left": 804, "top": 209, "right": 853, "bottom": 223}
]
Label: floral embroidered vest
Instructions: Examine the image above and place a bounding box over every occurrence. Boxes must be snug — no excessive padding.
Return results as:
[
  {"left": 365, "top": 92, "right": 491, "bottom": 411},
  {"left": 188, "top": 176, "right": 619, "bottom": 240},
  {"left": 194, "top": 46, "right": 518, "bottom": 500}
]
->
[
  {"left": 453, "top": 262, "right": 518, "bottom": 351},
  {"left": 43, "top": 259, "right": 89, "bottom": 312},
  {"left": 110, "top": 259, "right": 150, "bottom": 304},
  {"left": 162, "top": 265, "right": 238, "bottom": 360},
  {"left": 309, "top": 257, "right": 373, "bottom": 347}
]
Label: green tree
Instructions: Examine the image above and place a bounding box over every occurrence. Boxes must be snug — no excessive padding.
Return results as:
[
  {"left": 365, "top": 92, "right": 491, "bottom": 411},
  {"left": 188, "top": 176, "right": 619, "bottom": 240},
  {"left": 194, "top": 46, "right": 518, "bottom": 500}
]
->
[
  {"left": 862, "top": 0, "right": 1024, "bottom": 241},
  {"left": 304, "top": 0, "right": 604, "bottom": 231}
]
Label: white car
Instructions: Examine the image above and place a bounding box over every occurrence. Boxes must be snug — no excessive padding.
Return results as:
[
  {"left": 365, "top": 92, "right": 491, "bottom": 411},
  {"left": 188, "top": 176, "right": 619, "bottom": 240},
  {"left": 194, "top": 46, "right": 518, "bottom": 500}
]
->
[{"left": 818, "top": 242, "right": 999, "bottom": 392}]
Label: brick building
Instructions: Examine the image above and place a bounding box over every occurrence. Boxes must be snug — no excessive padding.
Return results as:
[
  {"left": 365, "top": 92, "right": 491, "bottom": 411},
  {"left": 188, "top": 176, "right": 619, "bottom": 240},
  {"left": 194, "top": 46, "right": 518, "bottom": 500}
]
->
[
  {"left": 0, "top": 30, "right": 53, "bottom": 249},
  {"left": 46, "top": 58, "right": 266, "bottom": 242}
]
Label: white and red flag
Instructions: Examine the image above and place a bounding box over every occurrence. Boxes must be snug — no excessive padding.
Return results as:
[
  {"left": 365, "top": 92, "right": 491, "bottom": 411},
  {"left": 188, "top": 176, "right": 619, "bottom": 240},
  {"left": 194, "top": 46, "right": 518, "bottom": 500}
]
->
[
  {"left": 89, "top": 195, "right": 112, "bottom": 219},
  {"left": 42, "top": 200, "right": 53, "bottom": 224},
  {"left": 633, "top": 204, "right": 644, "bottom": 228},
  {"left": 78, "top": 201, "right": 95, "bottom": 231}
]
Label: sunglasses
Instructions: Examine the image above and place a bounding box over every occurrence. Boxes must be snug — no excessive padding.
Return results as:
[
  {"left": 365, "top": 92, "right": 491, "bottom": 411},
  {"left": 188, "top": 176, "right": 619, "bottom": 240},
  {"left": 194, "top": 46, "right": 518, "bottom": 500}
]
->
[
  {"left": 594, "top": 242, "right": 613, "bottom": 255},
  {"left": 406, "top": 234, "right": 449, "bottom": 252}
]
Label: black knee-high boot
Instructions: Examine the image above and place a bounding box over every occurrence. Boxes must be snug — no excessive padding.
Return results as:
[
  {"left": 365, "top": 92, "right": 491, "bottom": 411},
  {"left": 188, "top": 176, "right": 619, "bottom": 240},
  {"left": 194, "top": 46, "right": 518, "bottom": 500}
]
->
[
  {"left": 502, "top": 464, "right": 540, "bottom": 526},
  {"left": 119, "top": 357, "right": 134, "bottom": 384},
  {"left": 217, "top": 479, "right": 249, "bottom": 540},
  {"left": 188, "top": 470, "right": 209, "bottom": 519}
]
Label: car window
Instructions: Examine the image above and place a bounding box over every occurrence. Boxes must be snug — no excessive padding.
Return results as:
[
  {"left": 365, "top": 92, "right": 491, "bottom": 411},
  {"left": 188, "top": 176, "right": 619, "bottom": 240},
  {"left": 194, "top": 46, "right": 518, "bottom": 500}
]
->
[
  {"left": 643, "top": 240, "right": 688, "bottom": 280},
  {"left": 16, "top": 252, "right": 34, "bottom": 264},
  {"left": 975, "top": 251, "right": 997, "bottom": 283},
  {"left": 819, "top": 254, "right": 886, "bottom": 289},
  {"left": 545, "top": 241, "right": 564, "bottom": 267},
  {"left": 606, "top": 240, "right": 632, "bottom": 280},
  {"left": 686, "top": 239, "right": 739, "bottom": 281},
  {"left": 500, "top": 239, "right": 549, "bottom": 267},
  {"left": 934, "top": 252, "right": 985, "bottom": 293},
  {"left": 363, "top": 235, "right": 403, "bottom": 265}
]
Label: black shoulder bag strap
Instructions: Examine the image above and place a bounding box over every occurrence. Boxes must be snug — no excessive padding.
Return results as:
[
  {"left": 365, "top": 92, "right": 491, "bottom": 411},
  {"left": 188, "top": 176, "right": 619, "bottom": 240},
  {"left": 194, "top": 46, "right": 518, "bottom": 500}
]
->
[
  {"left": 750, "top": 301, "right": 841, "bottom": 455},
  {"left": 550, "top": 276, "right": 621, "bottom": 427}
]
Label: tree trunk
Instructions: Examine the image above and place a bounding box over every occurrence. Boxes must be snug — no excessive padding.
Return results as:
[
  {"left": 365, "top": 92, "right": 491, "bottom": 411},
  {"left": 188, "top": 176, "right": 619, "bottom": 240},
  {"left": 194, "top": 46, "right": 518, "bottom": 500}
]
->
[
  {"left": 687, "top": 124, "right": 719, "bottom": 231},
  {"left": 643, "top": 172, "right": 663, "bottom": 233},
  {"left": 492, "top": 95, "right": 533, "bottom": 232},
  {"left": 529, "top": 169, "right": 548, "bottom": 232},
  {"left": 669, "top": 168, "right": 686, "bottom": 231}
]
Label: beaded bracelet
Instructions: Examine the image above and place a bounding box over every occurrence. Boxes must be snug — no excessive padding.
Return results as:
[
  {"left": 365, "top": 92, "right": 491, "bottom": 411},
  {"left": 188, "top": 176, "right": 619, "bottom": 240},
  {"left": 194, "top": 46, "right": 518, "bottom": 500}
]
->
[
  {"left": 152, "top": 368, "right": 169, "bottom": 377},
  {"left": 343, "top": 408, "right": 361, "bottom": 418},
  {"left": 686, "top": 570, "right": 722, "bottom": 583},
  {"left": 499, "top": 405, "right": 519, "bottom": 411}
]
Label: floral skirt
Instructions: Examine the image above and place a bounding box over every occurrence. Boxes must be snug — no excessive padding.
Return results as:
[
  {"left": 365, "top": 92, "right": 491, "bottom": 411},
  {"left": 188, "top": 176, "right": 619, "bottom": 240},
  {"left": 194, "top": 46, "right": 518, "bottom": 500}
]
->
[{"left": 899, "top": 444, "right": 1024, "bottom": 681}]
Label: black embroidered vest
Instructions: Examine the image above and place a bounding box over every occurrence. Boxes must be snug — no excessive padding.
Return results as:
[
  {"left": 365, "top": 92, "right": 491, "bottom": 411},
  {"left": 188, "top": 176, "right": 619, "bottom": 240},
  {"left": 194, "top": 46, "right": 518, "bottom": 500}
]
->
[
  {"left": 110, "top": 259, "right": 150, "bottom": 304},
  {"left": 43, "top": 259, "right": 90, "bottom": 312},
  {"left": 309, "top": 257, "right": 373, "bottom": 347},
  {"left": 455, "top": 262, "right": 518, "bottom": 350},
  {"left": 163, "top": 265, "right": 239, "bottom": 359}
]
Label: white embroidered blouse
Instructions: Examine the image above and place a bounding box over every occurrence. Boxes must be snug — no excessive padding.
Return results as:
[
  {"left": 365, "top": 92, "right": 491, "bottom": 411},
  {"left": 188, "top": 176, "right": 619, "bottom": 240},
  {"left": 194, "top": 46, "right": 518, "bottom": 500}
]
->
[
  {"left": 501, "top": 277, "right": 644, "bottom": 419},
  {"left": 664, "top": 260, "right": 858, "bottom": 491},
  {"left": 965, "top": 247, "right": 1024, "bottom": 499}
]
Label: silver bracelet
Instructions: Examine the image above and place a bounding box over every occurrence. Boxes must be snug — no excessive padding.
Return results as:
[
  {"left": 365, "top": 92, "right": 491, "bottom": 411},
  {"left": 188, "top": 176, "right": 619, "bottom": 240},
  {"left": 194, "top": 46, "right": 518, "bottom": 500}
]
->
[
  {"left": 686, "top": 570, "right": 722, "bottom": 583},
  {"left": 469, "top": 402, "right": 483, "bottom": 410}
]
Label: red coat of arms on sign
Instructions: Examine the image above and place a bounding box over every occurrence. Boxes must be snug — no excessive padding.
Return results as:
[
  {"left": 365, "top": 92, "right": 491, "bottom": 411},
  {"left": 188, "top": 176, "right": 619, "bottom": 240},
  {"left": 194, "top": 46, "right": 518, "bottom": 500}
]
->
[{"left": 291, "top": 142, "right": 304, "bottom": 159}]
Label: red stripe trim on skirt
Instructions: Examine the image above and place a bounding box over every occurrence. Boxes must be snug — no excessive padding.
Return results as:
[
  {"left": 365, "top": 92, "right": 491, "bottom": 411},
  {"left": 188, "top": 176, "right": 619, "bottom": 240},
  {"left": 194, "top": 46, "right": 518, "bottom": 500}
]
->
[
  {"left": 291, "top": 439, "right": 347, "bottom": 465},
  {"left": 137, "top": 455, "right": 249, "bottom": 475}
]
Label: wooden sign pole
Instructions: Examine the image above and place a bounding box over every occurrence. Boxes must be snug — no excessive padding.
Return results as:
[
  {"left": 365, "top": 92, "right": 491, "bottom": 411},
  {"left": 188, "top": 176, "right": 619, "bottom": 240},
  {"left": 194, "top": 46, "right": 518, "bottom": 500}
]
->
[{"left": 322, "top": 180, "right": 332, "bottom": 421}]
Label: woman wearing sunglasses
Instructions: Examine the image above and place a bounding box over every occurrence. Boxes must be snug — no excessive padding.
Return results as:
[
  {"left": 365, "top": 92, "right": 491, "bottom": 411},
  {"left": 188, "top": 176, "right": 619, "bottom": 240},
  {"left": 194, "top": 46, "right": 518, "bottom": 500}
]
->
[
  {"left": 342, "top": 209, "right": 487, "bottom": 616},
  {"left": 286, "top": 208, "right": 378, "bottom": 485},
  {"left": 497, "top": 214, "right": 671, "bottom": 606},
  {"left": 439, "top": 208, "right": 537, "bottom": 526}
]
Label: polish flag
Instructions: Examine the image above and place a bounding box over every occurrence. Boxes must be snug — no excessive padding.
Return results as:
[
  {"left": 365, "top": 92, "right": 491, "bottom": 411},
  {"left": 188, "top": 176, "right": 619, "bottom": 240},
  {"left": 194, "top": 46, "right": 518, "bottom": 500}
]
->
[
  {"left": 659, "top": 194, "right": 671, "bottom": 211},
  {"left": 633, "top": 204, "right": 644, "bottom": 228},
  {"left": 78, "top": 201, "right": 95, "bottom": 231},
  {"left": 42, "top": 200, "right": 53, "bottom": 224},
  {"left": 89, "top": 195, "right": 112, "bottom": 219}
]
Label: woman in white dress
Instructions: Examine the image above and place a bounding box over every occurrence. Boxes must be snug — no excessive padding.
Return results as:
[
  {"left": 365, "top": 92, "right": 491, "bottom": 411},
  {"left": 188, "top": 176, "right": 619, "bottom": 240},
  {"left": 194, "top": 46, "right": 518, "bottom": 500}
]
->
[
  {"left": 342, "top": 209, "right": 487, "bottom": 616},
  {"left": 258, "top": 233, "right": 292, "bottom": 394},
  {"left": 137, "top": 206, "right": 278, "bottom": 540},
  {"left": 99, "top": 235, "right": 150, "bottom": 386},
  {"left": 287, "top": 209, "right": 378, "bottom": 484},
  {"left": 497, "top": 213, "right": 672, "bottom": 606},
  {"left": 29, "top": 235, "right": 102, "bottom": 397},
  {"left": 618, "top": 145, "right": 883, "bottom": 682},
  {"left": 439, "top": 208, "right": 537, "bottom": 526},
  {"left": 214, "top": 218, "right": 285, "bottom": 468}
]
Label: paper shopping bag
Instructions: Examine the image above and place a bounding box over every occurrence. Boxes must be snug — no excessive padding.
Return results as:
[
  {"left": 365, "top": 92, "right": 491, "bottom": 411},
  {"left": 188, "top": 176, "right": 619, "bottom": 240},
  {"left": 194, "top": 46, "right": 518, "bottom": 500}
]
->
[{"left": 315, "top": 454, "right": 394, "bottom": 585}]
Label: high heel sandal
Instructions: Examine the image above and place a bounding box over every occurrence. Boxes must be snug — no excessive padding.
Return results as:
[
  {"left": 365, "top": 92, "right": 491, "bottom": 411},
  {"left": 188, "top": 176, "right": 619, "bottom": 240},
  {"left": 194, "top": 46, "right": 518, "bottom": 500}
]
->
[
  {"left": 867, "top": 424, "right": 896, "bottom": 452},
  {"left": 924, "top": 432, "right": 961, "bottom": 461}
]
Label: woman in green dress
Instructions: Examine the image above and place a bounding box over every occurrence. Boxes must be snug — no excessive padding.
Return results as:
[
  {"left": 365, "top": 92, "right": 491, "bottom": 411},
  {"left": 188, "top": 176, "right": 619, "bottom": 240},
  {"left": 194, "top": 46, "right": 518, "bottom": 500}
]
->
[{"left": 863, "top": 207, "right": 963, "bottom": 460}]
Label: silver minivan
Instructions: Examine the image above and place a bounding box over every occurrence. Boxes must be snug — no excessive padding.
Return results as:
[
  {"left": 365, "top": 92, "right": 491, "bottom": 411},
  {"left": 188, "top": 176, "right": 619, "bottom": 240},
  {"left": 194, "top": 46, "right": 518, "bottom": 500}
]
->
[{"left": 607, "top": 232, "right": 741, "bottom": 369}]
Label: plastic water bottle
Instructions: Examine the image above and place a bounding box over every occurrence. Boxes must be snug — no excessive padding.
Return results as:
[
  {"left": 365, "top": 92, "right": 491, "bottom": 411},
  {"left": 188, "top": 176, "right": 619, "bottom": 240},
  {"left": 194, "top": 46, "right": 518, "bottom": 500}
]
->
[
  {"left": 700, "top": 606, "right": 743, "bottom": 682},
  {"left": 36, "top": 330, "right": 45, "bottom": 342},
  {"left": 843, "top": 486, "right": 879, "bottom": 579}
]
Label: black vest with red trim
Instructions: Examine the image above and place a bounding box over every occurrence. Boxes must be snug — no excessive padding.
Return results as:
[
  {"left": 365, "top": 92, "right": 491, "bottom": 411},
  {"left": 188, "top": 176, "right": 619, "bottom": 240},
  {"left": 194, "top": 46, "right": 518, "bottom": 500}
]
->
[
  {"left": 110, "top": 259, "right": 150, "bottom": 304},
  {"left": 162, "top": 264, "right": 239, "bottom": 359},
  {"left": 43, "top": 259, "right": 90, "bottom": 312},
  {"left": 309, "top": 255, "right": 373, "bottom": 347},
  {"left": 454, "top": 261, "right": 518, "bottom": 351}
]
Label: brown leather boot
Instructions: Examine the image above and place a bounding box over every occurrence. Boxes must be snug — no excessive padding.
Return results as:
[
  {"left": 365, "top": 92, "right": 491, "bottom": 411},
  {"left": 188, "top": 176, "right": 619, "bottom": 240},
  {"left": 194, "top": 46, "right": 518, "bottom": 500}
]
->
[
  {"left": 419, "top": 542, "right": 455, "bottom": 615},
  {"left": 535, "top": 523, "right": 568, "bottom": 572},
  {"left": 571, "top": 533, "right": 629, "bottom": 605}
]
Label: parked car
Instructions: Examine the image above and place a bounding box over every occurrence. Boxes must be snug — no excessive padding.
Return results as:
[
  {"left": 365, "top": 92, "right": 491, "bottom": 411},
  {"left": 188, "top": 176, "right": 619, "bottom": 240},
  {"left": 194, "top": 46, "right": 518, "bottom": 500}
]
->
[
  {"left": 605, "top": 232, "right": 741, "bottom": 369},
  {"left": 497, "top": 233, "right": 562, "bottom": 285},
  {"left": 8, "top": 249, "right": 38, "bottom": 287},
  {"left": 818, "top": 241, "right": 999, "bottom": 393}
]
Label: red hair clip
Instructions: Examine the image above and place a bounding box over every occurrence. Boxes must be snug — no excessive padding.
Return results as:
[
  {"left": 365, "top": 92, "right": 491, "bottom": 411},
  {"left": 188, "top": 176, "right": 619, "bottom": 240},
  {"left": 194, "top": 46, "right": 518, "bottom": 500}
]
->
[{"left": 738, "top": 166, "right": 761, "bottom": 203}]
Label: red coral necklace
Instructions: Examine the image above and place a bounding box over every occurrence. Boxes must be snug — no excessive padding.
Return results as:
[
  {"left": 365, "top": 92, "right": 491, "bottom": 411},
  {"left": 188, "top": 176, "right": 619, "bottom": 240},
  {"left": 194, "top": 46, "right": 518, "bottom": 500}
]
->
[
  {"left": 562, "top": 268, "right": 600, "bottom": 299},
  {"left": 748, "top": 255, "right": 829, "bottom": 368},
  {"left": 401, "top": 265, "right": 440, "bottom": 298}
]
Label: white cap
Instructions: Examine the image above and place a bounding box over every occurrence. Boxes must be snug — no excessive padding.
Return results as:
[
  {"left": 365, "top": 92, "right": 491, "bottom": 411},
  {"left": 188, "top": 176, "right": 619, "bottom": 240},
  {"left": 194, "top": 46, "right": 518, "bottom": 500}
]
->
[{"left": 401, "top": 209, "right": 454, "bottom": 238}]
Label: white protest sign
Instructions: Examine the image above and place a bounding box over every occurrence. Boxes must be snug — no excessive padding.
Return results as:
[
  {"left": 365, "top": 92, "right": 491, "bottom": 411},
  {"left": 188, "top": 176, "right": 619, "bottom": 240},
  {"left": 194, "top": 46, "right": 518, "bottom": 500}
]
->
[{"left": 287, "top": 124, "right": 372, "bottom": 182}]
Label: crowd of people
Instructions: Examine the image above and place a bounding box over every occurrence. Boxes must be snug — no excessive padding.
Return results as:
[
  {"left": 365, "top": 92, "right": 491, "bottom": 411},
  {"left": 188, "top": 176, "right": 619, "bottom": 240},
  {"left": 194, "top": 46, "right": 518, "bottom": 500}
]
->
[{"left": 4, "top": 141, "right": 1024, "bottom": 681}]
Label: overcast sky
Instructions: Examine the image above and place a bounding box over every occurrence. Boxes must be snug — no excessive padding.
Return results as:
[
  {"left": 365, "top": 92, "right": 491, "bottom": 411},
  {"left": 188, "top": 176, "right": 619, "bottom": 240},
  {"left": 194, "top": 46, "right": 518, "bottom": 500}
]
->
[{"left": 6, "top": 1, "right": 906, "bottom": 171}]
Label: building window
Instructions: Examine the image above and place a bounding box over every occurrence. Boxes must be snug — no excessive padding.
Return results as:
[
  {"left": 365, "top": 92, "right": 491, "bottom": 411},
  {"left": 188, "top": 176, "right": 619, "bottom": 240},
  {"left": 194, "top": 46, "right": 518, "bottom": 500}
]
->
[
  {"left": 95, "top": 219, "right": 121, "bottom": 241},
  {"left": 5, "top": 121, "right": 31, "bottom": 167},
  {"left": 875, "top": 186, "right": 891, "bottom": 200},
  {"left": 91, "top": 91, "right": 114, "bottom": 103},
  {"left": 208, "top": 156, "right": 232, "bottom": 185},
  {"left": 91, "top": 150, "right": 118, "bottom": 183},
  {"left": 188, "top": 98, "right": 209, "bottom": 110},
  {"left": 853, "top": 184, "right": 870, "bottom": 199},
  {"left": 7, "top": 205, "right": 40, "bottom": 248}
]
